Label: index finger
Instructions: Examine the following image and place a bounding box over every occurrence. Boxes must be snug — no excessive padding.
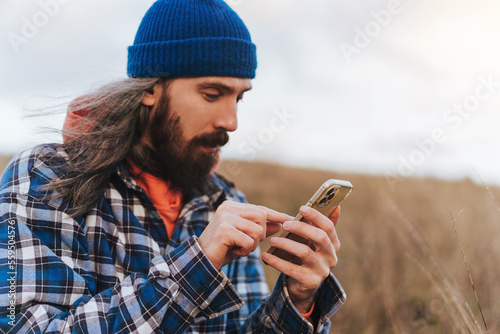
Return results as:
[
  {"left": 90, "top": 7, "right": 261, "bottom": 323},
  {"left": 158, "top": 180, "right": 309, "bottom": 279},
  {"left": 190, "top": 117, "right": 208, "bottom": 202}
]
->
[
  {"left": 299, "top": 205, "right": 334, "bottom": 231},
  {"left": 236, "top": 203, "right": 292, "bottom": 224},
  {"left": 255, "top": 205, "right": 294, "bottom": 223},
  {"left": 255, "top": 206, "right": 293, "bottom": 237},
  {"left": 232, "top": 202, "right": 292, "bottom": 239},
  {"left": 299, "top": 206, "right": 339, "bottom": 247}
]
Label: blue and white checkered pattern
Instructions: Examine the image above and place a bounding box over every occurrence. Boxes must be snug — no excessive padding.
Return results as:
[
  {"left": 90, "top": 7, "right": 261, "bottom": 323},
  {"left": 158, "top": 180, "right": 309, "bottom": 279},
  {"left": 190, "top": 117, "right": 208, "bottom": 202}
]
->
[{"left": 0, "top": 144, "right": 345, "bottom": 333}]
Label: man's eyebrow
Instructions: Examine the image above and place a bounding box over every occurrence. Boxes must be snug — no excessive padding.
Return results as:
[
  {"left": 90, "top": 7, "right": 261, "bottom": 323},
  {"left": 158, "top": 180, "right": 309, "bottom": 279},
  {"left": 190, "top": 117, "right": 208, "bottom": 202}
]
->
[{"left": 197, "top": 81, "right": 252, "bottom": 94}]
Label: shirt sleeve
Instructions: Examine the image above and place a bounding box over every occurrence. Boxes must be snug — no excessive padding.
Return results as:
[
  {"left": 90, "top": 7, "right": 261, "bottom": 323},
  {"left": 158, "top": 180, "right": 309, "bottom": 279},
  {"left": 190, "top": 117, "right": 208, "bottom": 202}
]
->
[
  {"left": 241, "top": 272, "right": 346, "bottom": 334},
  {"left": 0, "top": 192, "right": 243, "bottom": 334}
]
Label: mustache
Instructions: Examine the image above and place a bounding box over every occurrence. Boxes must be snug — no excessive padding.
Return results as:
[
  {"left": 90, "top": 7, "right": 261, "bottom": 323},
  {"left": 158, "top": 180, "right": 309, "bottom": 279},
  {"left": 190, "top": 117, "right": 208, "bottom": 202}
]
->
[{"left": 190, "top": 131, "right": 229, "bottom": 148}]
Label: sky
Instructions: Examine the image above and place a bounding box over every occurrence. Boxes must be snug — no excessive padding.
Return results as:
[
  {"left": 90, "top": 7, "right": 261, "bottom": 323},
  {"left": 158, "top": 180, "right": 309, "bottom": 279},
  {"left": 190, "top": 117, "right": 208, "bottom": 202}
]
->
[{"left": 2, "top": 0, "right": 500, "bottom": 186}]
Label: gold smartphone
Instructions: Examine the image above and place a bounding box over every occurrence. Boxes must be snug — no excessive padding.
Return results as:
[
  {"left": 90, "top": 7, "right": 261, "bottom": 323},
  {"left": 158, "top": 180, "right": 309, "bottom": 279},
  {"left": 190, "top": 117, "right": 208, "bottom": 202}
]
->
[{"left": 265, "top": 179, "right": 353, "bottom": 263}]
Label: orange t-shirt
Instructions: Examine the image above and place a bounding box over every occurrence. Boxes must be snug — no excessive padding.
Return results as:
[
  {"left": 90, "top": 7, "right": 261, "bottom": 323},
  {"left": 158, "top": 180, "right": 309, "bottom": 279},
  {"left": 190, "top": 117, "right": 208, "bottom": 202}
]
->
[
  {"left": 127, "top": 160, "right": 182, "bottom": 237},
  {"left": 125, "top": 152, "right": 221, "bottom": 237},
  {"left": 301, "top": 302, "right": 315, "bottom": 324}
]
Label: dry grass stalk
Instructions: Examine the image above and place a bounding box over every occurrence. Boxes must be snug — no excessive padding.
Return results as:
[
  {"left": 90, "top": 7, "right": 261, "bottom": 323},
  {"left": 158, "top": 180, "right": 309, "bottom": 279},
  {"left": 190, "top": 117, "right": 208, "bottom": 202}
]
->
[
  {"left": 449, "top": 210, "right": 488, "bottom": 333},
  {"left": 387, "top": 199, "right": 484, "bottom": 333}
]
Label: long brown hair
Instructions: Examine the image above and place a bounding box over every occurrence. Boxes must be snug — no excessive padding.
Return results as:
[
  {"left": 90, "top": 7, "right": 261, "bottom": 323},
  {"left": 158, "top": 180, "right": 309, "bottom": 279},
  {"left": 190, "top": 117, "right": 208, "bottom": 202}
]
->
[{"left": 49, "top": 77, "right": 171, "bottom": 217}]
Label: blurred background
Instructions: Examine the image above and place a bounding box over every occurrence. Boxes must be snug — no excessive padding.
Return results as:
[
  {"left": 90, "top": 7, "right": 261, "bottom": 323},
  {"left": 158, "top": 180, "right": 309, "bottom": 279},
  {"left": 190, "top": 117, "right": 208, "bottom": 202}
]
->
[
  {"left": 1, "top": 0, "right": 499, "bottom": 332},
  {"left": 2, "top": 0, "right": 500, "bottom": 184}
]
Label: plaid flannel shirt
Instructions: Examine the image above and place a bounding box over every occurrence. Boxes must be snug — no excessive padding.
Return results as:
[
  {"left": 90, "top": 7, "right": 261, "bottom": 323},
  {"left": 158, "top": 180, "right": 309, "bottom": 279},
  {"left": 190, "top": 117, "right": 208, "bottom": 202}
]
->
[{"left": 0, "top": 144, "right": 346, "bottom": 333}]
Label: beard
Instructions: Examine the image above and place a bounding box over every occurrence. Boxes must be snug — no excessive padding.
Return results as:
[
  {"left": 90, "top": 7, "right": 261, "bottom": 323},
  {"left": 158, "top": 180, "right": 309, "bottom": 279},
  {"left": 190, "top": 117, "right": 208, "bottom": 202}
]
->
[{"left": 146, "top": 96, "right": 229, "bottom": 196}]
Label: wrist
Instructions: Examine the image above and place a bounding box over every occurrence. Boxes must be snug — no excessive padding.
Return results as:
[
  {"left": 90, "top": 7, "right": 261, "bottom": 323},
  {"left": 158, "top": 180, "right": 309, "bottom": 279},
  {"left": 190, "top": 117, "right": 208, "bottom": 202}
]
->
[
  {"left": 287, "top": 282, "right": 316, "bottom": 313},
  {"left": 290, "top": 294, "right": 315, "bottom": 314}
]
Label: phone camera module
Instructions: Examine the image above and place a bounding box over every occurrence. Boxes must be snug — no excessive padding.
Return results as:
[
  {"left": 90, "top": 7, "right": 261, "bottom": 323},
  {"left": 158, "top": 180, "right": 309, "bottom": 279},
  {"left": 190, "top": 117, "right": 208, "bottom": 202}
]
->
[
  {"left": 318, "top": 198, "right": 328, "bottom": 208},
  {"left": 318, "top": 186, "right": 339, "bottom": 208}
]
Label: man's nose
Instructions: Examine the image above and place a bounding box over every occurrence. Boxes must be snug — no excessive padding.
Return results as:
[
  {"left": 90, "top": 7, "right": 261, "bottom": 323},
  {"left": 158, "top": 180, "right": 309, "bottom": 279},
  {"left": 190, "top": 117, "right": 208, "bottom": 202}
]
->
[{"left": 213, "top": 102, "right": 238, "bottom": 132}]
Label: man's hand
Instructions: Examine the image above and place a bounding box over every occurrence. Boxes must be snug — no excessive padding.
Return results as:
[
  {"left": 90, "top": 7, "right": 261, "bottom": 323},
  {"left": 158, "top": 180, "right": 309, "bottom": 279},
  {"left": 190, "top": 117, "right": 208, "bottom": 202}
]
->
[
  {"left": 198, "top": 201, "right": 291, "bottom": 271},
  {"left": 261, "top": 206, "right": 341, "bottom": 313}
]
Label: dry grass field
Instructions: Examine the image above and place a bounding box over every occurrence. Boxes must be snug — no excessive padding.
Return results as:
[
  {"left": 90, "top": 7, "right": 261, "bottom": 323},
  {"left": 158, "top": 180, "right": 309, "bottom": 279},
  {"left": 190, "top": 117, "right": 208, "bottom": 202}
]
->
[
  {"left": 1, "top": 156, "right": 498, "bottom": 333},
  {"left": 218, "top": 160, "right": 499, "bottom": 334}
]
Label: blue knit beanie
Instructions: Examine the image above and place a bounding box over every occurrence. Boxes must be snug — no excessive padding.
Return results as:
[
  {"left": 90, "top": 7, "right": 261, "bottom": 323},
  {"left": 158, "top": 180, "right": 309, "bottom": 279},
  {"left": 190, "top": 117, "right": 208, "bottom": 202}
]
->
[{"left": 127, "top": 0, "right": 257, "bottom": 78}]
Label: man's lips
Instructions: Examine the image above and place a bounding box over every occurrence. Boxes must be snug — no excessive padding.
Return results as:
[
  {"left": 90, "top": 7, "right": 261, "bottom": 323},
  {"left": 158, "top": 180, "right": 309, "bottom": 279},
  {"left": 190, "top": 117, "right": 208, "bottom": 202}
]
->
[{"left": 200, "top": 146, "right": 219, "bottom": 154}]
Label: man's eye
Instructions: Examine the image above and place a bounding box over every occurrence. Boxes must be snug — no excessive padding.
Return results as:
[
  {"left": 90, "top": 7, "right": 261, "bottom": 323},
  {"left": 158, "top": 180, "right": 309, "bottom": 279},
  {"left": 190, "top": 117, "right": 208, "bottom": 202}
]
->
[{"left": 205, "top": 93, "right": 219, "bottom": 100}]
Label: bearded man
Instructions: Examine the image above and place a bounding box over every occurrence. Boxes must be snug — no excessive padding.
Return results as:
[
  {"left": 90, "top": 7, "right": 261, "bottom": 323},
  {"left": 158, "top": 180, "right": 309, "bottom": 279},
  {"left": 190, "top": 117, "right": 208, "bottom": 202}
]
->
[{"left": 0, "top": 1, "right": 346, "bottom": 333}]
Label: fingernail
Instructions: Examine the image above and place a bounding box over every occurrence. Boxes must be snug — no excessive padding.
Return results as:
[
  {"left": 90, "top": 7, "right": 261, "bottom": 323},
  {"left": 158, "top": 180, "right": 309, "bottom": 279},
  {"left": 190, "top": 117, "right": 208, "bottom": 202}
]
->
[
  {"left": 300, "top": 206, "right": 310, "bottom": 215},
  {"left": 283, "top": 221, "right": 291, "bottom": 229},
  {"left": 270, "top": 237, "right": 277, "bottom": 245}
]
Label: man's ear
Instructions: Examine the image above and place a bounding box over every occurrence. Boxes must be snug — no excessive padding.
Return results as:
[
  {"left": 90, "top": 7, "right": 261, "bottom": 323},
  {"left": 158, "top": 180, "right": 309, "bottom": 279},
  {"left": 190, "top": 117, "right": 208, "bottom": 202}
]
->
[{"left": 141, "top": 89, "right": 156, "bottom": 106}]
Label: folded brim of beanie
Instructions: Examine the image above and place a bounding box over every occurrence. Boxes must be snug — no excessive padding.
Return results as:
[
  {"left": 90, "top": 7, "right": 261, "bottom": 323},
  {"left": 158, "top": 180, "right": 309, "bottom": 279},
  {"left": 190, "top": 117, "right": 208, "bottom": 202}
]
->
[{"left": 127, "top": 37, "right": 257, "bottom": 79}]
